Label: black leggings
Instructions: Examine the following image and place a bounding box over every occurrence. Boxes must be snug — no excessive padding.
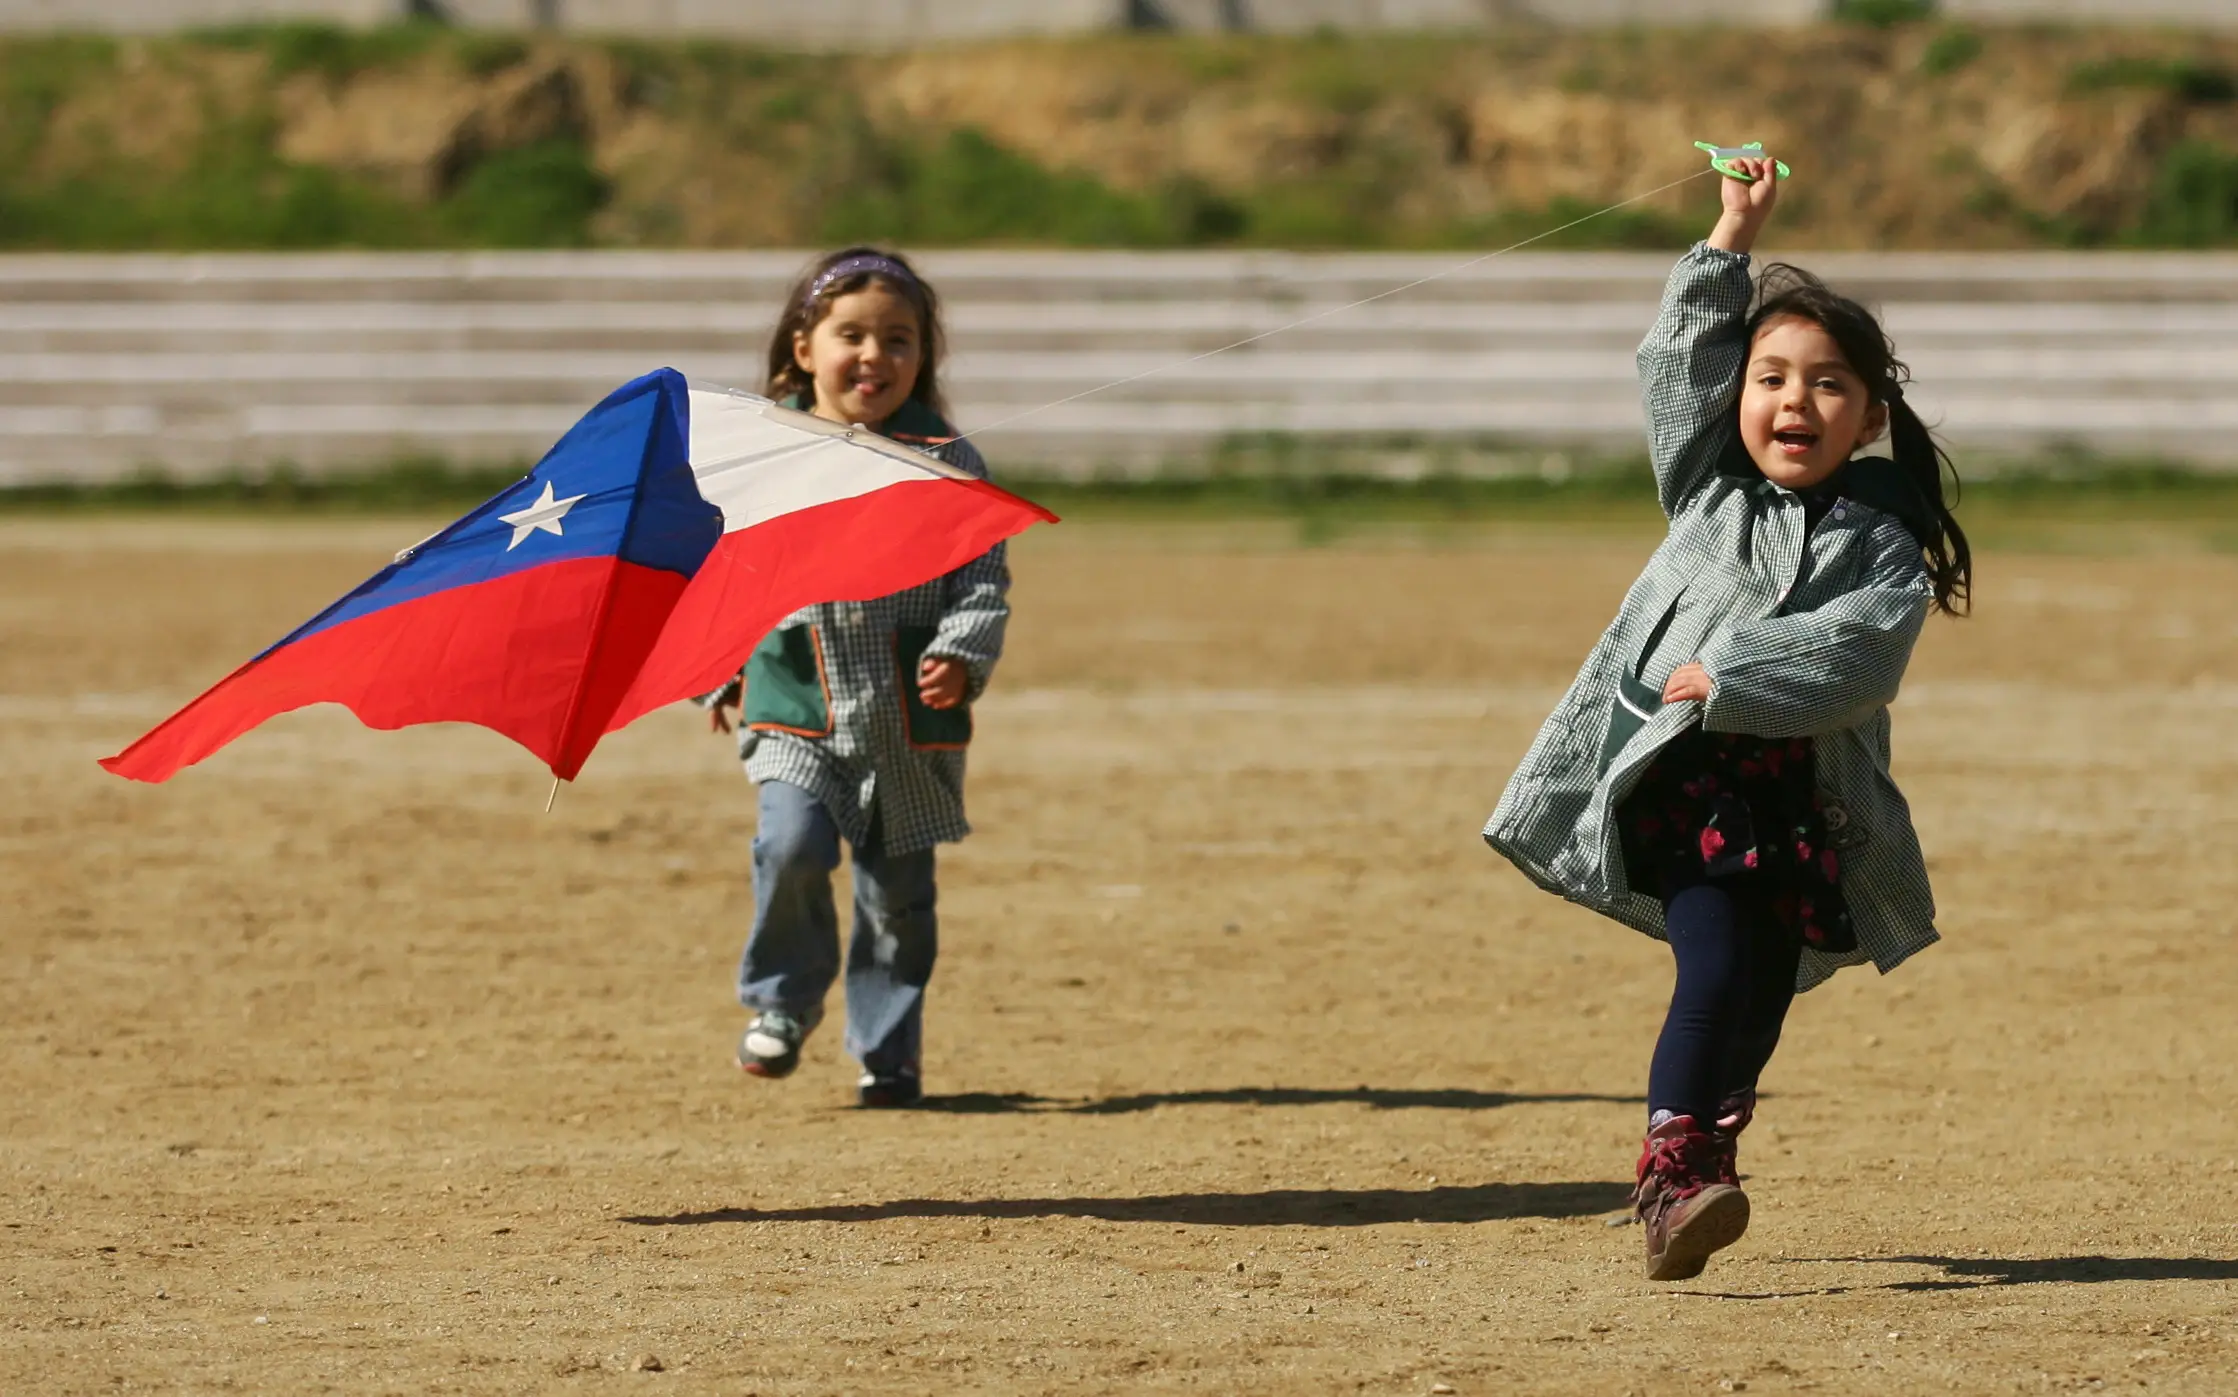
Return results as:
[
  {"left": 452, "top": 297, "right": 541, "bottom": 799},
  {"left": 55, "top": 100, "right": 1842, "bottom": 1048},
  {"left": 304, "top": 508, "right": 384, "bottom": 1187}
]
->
[{"left": 1646, "top": 878, "right": 1804, "bottom": 1125}]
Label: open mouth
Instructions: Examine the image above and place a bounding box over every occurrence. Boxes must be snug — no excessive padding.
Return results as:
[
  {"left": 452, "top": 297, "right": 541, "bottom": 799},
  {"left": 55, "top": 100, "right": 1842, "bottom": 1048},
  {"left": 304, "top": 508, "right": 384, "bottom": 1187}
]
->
[{"left": 1772, "top": 427, "right": 1819, "bottom": 457}]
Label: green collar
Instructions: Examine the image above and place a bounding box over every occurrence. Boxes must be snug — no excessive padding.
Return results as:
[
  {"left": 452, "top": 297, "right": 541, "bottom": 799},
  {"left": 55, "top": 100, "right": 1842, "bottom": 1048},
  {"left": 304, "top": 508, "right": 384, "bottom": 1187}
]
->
[{"left": 779, "top": 392, "right": 955, "bottom": 443}]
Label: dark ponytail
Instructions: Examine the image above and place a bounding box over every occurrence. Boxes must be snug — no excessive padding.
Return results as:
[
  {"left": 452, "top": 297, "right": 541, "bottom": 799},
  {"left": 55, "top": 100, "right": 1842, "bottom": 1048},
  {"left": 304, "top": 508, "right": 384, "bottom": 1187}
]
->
[
  {"left": 1880, "top": 385, "right": 1971, "bottom": 616},
  {"left": 1746, "top": 264, "right": 1972, "bottom": 617}
]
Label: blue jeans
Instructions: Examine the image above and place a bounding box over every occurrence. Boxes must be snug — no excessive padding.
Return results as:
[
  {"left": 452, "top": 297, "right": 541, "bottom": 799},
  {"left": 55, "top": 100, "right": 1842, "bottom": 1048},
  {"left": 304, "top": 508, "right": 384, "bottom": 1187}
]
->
[{"left": 737, "top": 780, "right": 937, "bottom": 1075}]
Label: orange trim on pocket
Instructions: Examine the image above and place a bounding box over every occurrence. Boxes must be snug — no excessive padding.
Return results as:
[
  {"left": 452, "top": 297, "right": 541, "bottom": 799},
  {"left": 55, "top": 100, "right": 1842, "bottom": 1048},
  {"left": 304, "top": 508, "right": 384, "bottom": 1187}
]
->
[{"left": 747, "top": 626, "right": 836, "bottom": 739}]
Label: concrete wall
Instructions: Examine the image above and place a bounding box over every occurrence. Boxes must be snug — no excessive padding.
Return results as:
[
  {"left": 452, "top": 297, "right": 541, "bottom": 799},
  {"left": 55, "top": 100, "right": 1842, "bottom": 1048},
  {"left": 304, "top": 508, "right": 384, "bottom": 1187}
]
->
[{"left": 5, "top": 0, "right": 2233, "bottom": 33}]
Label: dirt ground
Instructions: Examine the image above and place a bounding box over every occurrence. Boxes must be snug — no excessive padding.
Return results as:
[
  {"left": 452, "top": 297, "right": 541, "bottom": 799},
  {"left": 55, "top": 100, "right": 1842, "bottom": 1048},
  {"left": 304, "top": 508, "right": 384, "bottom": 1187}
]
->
[{"left": 3, "top": 515, "right": 2236, "bottom": 1395}]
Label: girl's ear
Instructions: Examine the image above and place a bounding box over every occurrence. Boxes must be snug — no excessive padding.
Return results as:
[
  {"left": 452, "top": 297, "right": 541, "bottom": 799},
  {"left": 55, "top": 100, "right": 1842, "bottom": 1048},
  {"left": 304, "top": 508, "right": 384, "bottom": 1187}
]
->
[
  {"left": 1858, "top": 400, "right": 1891, "bottom": 451},
  {"left": 792, "top": 326, "right": 816, "bottom": 375}
]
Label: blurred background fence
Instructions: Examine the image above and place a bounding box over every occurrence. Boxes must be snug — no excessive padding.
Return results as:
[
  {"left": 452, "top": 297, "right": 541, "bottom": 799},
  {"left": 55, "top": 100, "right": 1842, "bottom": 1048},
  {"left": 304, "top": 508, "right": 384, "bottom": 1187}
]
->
[
  {"left": 2, "top": 1, "right": 2235, "bottom": 36},
  {"left": 6, "top": 248, "right": 2236, "bottom": 485}
]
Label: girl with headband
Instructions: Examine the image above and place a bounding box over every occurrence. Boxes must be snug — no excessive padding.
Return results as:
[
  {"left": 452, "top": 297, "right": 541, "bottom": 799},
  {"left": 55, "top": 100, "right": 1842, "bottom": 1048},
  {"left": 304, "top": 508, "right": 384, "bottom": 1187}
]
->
[{"left": 703, "top": 246, "right": 1013, "bottom": 1108}]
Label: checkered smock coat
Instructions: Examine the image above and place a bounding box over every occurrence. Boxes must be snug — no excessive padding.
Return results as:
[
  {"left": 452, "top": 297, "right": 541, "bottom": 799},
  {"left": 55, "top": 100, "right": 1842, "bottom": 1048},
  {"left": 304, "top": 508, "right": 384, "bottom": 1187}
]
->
[
  {"left": 705, "top": 397, "right": 1011, "bottom": 858},
  {"left": 1482, "top": 243, "right": 1940, "bottom": 991}
]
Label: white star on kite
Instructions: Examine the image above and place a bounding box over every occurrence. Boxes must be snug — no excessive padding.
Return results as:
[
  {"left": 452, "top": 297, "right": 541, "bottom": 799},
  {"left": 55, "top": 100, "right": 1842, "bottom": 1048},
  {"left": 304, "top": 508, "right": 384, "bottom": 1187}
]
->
[{"left": 498, "top": 481, "right": 587, "bottom": 551}]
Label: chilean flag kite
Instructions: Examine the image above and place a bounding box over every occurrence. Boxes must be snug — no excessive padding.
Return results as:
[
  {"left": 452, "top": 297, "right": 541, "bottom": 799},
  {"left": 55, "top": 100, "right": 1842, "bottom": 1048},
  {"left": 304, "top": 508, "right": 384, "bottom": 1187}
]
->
[{"left": 100, "top": 369, "right": 1056, "bottom": 784}]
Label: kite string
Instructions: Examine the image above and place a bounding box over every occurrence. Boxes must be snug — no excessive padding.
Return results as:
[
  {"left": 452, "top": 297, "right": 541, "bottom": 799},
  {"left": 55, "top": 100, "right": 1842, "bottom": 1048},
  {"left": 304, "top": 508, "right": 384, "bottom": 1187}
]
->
[
  {"left": 945, "top": 166, "right": 1722, "bottom": 448},
  {"left": 523, "top": 168, "right": 1715, "bottom": 804}
]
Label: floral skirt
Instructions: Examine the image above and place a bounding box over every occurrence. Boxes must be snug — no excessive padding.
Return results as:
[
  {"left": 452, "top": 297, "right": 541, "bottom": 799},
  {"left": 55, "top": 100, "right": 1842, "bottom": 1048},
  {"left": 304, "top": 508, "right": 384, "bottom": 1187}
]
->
[{"left": 1618, "top": 726, "right": 1857, "bottom": 955}]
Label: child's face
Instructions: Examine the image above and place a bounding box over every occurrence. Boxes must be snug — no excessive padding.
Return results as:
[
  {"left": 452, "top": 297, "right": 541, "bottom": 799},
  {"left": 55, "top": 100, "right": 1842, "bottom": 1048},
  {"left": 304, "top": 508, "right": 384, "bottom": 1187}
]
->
[
  {"left": 1738, "top": 314, "right": 1888, "bottom": 491},
  {"left": 792, "top": 283, "right": 923, "bottom": 428}
]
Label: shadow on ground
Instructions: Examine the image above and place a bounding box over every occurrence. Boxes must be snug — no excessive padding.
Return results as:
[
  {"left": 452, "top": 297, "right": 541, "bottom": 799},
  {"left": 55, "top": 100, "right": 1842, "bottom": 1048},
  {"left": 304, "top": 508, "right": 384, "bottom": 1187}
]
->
[
  {"left": 1684, "top": 1253, "right": 2238, "bottom": 1300},
  {"left": 1862, "top": 1255, "right": 2238, "bottom": 1290},
  {"left": 913, "top": 1086, "right": 1639, "bottom": 1115},
  {"left": 622, "top": 1180, "right": 1633, "bottom": 1229}
]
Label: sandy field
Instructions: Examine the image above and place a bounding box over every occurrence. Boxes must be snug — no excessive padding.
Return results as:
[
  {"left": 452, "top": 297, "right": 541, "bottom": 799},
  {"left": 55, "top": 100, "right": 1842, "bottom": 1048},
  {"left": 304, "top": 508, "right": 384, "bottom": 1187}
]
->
[{"left": 3, "top": 514, "right": 2236, "bottom": 1395}]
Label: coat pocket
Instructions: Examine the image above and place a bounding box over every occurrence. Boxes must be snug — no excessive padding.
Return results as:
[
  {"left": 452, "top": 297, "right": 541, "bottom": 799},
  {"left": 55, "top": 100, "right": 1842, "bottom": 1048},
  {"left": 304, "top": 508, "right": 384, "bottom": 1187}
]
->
[
  {"left": 1597, "top": 670, "right": 1664, "bottom": 778},
  {"left": 743, "top": 624, "right": 834, "bottom": 737},
  {"left": 895, "top": 624, "right": 973, "bottom": 750},
  {"left": 1597, "top": 588, "right": 1687, "bottom": 776}
]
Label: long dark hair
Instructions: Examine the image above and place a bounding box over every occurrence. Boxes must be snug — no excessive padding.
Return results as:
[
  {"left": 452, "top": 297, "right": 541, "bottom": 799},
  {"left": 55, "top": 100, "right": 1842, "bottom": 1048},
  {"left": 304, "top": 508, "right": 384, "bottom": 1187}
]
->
[
  {"left": 764, "top": 245, "right": 949, "bottom": 419},
  {"left": 1743, "top": 263, "right": 1972, "bottom": 616}
]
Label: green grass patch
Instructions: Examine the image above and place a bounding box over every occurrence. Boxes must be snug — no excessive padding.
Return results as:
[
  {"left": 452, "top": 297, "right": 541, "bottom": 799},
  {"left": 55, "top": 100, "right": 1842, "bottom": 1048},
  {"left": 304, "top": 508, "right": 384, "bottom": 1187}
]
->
[
  {"left": 2134, "top": 140, "right": 2238, "bottom": 247},
  {"left": 1174, "top": 38, "right": 1254, "bottom": 85},
  {"left": 187, "top": 19, "right": 528, "bottom": 82},
  {"left": 0, "top": 107, "right": 610, "bottom": 251},
  {"left": 2067, "top": 55, "right": 2236, "bottom": 104},
  {"left": 189, "top": 19, "right": 451, "bottom": 83},
  {"left": 1943, "top": 465, "right": 2238, "bottom": 553},
  {"left": 12, "top": 451, "right": 2236, "bottom": 540},
  {"left": 817, "top": 126, "right": 1233, "bottom": 248},
  {"left": 0, "top": 26, "right": 612, "bottom": 250},
  {"left": 1011, "top": 468, "right": 1665, "bottom": 545},
  {"left": 1953, "top": 460, "right": 2238, "bottom": 500},
  {"left": 441, "top": 139, "right": 610, "bottom": 247},
  {"left": 604, "top": 33, "right": 829, "bottom": 119},
  {"left": 1831, "top": 0, "right": 1937, "bottom": 28},
  {"left": 0, "top": 459, "right": 532, "bottom": 512},
  {"left": 0, "top": 130, "right": 432, "bottom": 250},
  {"left": 9, "top": 458, "right": 2236, "bottom": 556},
  {"left": 1918, "top": 26, "right": 1982, "bottom": 77},
  {"left": 1964, "top": 175, "right": 2093, "bottom": 248},
  {"left": 1003, "top": 461, "right": 2238, "bottom": 552},
  {"left": 813, "top": 120, "right": 1697, "bottom": 251},
  {"left": 0, "top": 138, "right": 609, "bottom": 251}
]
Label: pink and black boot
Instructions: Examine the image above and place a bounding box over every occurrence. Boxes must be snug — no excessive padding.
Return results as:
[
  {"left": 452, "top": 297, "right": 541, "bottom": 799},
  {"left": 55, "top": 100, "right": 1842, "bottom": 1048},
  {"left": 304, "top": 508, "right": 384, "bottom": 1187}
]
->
[{"left": 1633, "top": 1114, "right": 1751, "bottom": 1280}]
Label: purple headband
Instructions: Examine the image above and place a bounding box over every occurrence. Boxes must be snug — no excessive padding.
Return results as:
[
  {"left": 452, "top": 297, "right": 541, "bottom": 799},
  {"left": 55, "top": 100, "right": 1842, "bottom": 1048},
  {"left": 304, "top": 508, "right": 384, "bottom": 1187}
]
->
[{"left": 806, "top": 253, "right": 917, "bottom": 306}]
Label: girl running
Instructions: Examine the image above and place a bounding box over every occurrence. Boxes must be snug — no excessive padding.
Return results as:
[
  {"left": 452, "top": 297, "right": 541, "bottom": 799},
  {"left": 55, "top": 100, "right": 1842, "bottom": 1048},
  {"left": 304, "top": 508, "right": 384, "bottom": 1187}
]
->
[
  {"left": 704, "top": 247, "right": 1011, "bottom": 1109},
  {"left": 1482, "top": 158, "right": 1970, "bottom": 1279}
]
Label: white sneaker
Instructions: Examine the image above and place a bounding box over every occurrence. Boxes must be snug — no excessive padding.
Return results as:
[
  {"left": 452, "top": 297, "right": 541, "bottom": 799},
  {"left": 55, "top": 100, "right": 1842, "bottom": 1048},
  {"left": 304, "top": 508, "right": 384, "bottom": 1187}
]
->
[{"left": 736, "top": 1007, "right": 819, "bottom": 1079}]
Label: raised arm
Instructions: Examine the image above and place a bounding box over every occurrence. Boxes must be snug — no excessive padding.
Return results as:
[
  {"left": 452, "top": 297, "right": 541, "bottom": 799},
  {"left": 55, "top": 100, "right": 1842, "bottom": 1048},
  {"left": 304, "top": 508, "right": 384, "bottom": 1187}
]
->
[
  {"left": 1638, "top": 246, "right": 1754, "bottom": 517},
  {"left": 1694, "top": 513, "right": 1931, "bottom": 739},
  {"left": 1639, "top": 155, "right": 1784, "bottom": 517}
]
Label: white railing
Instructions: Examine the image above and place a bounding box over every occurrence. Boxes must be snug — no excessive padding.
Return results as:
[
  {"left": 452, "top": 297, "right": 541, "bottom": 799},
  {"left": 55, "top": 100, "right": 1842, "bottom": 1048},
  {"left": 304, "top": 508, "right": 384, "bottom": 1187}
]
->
[{"left": 4, "top": 249, "right": 2236, "bottom": 483}]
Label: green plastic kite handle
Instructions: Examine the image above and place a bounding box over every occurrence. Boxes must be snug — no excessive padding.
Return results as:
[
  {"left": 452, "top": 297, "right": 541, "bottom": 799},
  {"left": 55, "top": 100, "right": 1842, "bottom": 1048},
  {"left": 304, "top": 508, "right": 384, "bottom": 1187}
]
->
[{"left": 1695, "top": 141, "right": 1792, "bottom": 183}]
